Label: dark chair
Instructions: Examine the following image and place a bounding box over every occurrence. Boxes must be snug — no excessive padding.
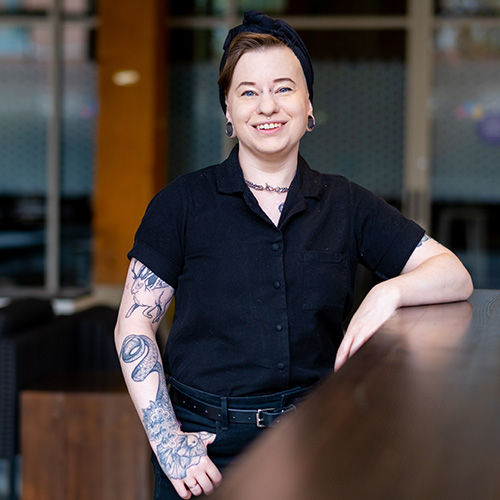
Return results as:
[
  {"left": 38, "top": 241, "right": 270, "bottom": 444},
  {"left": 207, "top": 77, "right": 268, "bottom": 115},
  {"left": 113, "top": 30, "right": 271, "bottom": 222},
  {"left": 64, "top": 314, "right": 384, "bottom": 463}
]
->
[
  {"left": 0, "top": 298, "right": 120, "bottom": 500},
  {"left": 0, "top": 299, "right": 55, "bottom": 468}
]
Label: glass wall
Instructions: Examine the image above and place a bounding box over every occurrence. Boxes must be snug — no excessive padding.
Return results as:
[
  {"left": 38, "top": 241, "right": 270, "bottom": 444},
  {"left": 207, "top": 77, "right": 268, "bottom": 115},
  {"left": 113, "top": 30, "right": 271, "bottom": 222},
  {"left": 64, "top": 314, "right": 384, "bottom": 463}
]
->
[
  {"left": 298, "top": 30, "right": 406, "bottom": 202},
  {"left": 169, "top": 0, "right": 500, "bottom": 289},
  {"left": 168, "top": 2, "right": 407, "bottom": 203},
  {"left": 432, "top": 0, "right": 500, "bottom": 287},
  {"left": 0, "top": 22, "right": 49, "bottom": 288},
  {"left": 168, "top": 28, "right": 222, "bottom": 181},
  {"left": 0, "top": 0, "right": 96, "bottom": 294},
  {"left": 171, "top": 0, "right": 407, "bottom": 16},
  {"left": 2, "top": 0, "right": 499, "bottom": 296}
]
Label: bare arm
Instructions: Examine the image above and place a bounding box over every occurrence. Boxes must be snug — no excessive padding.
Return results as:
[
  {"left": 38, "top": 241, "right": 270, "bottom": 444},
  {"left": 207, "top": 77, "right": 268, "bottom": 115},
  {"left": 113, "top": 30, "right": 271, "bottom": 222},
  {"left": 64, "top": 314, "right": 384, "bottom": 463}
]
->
[
  {"left": 334, "top": 236, "right": 473, "bottom": 371},
  {"left": 115, "top": 258, "right": 222, "bottom": 498}
]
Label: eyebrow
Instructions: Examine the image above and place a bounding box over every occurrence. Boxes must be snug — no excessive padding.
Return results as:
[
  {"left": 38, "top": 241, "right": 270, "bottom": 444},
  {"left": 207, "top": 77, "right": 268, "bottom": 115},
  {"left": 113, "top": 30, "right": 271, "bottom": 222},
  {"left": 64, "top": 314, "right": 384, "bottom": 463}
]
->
[{"left": 235, "top": 77, "right": 296, "bottom": 90}]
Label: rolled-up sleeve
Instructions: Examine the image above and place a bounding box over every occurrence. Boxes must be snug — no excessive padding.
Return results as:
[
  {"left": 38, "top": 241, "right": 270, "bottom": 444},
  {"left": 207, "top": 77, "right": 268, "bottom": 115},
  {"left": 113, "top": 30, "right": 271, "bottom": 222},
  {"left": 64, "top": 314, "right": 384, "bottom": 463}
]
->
[
  {"left": 349, "top": 180, "right": 425, "bottom": 279},
  {"left": 127, "top": 178, "right": 187, "bottom": 289}
]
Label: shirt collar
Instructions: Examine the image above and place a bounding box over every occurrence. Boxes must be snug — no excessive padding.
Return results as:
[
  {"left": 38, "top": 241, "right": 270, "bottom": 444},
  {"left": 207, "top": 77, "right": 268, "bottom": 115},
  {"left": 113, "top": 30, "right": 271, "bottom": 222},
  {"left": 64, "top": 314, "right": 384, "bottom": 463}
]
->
[
  {"left": 216, "top": 145, "right": 246, "bottom": 194},
  {"left": 216, "top": 144, "right": 324, "bottom": 199},
  {"left": 294, "top": 154, "right": 324, "bottom": 199}
]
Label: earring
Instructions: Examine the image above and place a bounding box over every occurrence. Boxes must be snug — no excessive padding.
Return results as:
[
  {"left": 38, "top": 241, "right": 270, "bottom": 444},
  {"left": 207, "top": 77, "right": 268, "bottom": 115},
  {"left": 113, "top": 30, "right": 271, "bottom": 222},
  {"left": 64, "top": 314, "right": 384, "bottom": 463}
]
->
[
  {"left": 307, "top": 115, "right": 316, "bottom": 132},
  {"left": 225, "top": 121, "right": 234, "bottom": 137}
]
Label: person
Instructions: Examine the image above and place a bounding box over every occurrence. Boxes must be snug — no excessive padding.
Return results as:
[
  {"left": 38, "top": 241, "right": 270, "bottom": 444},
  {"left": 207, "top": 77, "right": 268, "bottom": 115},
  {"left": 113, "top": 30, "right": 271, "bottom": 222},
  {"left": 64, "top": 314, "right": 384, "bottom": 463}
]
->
[{"left": 114, "top": 11, "right": 473, "bottom": 500}]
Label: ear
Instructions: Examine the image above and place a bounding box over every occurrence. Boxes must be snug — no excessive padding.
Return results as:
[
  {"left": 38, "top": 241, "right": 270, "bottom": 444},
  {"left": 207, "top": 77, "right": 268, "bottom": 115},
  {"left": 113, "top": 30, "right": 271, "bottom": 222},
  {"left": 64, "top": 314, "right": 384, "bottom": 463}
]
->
[
  {"left": 307, "top": 99, "right": 313, "bottom": 117},
  {"left": 225, "top": 100, "right": 232, "bottom": 123}
]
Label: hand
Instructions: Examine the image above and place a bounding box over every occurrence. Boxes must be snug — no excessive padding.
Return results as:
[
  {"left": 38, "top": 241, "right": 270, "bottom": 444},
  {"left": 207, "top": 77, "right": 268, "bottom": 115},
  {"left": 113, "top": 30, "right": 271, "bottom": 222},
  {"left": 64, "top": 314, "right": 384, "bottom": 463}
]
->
[
  {"left": 161, "top": 430, "right": 222, "bottom": 498},
  {"left": 334, "top": 282, "right": 400, "bottom": 372}
]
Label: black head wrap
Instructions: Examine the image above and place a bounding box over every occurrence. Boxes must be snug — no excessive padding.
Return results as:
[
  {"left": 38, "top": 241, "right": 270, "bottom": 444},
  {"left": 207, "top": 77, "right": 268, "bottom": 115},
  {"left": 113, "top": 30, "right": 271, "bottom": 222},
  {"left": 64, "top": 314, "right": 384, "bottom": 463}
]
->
[{"left": 219, "top": 10, "right": 314, "bottom": 113}]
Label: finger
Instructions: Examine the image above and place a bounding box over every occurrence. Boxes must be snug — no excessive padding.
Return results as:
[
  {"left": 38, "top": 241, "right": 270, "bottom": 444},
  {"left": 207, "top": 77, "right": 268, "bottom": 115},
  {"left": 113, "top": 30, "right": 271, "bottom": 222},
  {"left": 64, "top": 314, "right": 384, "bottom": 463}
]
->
[
  {"left": 349, "top": 336, "right": 368, "bottom": 358},
  {"left": 334, "top": 354, "right": 346, "bottom": 372},
  {"left": 191, "top": 458, "right": 222, "bottom": 493},
  {"left": 195, "top": 473, "right": 216, "bottom": 496},
  {"left": 172, "top": 479, "right": 192, "bottom": 499},
  {"left": 334, "top": 337, "right": 353, "bottom": 371},
  {"left": 206, "top": 462, "right": 223, "bottom": 487},
  {"left": 185, "top": 481, "right": 203, "bottom": 497},
  {"left": 199, "top": 431, "right": 217, "bottom": 445}
]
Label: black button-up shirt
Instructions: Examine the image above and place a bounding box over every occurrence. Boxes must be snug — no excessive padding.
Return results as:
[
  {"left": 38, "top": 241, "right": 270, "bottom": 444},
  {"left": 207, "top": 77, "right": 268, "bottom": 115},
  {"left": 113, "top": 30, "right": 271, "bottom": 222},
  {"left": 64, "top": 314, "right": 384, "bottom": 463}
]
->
[{"left": 129, "top": 146, "right": 424, "bottom": 396}]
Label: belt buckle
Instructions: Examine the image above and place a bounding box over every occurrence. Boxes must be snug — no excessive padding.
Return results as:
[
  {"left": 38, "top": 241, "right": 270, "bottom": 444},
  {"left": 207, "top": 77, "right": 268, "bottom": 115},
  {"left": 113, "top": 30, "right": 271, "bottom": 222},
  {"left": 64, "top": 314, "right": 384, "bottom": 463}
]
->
[{"left": 256, "top": 408, "right": 276, "bottom": 428}]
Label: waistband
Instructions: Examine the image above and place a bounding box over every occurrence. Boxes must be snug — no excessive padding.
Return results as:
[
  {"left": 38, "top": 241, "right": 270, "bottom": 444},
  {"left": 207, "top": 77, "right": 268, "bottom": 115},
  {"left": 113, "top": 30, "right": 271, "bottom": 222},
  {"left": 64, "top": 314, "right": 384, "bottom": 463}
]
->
[{"left": 168, "top": 377, "right": 313, "bottom": 428}]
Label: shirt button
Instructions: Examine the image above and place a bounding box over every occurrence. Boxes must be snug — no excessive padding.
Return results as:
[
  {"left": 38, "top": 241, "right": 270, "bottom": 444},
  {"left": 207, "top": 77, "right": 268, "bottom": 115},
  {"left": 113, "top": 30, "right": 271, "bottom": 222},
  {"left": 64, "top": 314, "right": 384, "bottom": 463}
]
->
[
  {"left": 272, "top": 243, "right": 280, "bottom": 251},
  {"left": 273, "top": 281, "right": 281, "bottom": 289},
  {"left": 277, "top": 362, "right": 285, "bottom": 370},
  {"left": 275, "top": 324, "right": 283, "bottom": 332}
]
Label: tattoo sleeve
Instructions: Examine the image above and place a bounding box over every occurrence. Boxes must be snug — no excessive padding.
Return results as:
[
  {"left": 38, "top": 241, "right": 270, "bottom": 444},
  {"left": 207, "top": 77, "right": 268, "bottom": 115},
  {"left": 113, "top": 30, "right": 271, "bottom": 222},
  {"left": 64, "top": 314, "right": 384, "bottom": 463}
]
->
[
  {"left": 120, "top": 335, "right": 211, "bottom": 479},
  {"left": 125, "top": 259, "right": 174, "bottom": 323},
  {"left": 120, "top": 261, "right": 211, "bottom": 480}
]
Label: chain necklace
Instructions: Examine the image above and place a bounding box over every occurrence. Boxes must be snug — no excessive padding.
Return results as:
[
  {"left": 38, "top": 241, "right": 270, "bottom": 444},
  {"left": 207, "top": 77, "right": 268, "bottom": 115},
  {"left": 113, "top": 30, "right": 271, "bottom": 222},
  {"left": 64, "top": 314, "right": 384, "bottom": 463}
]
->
[{"left": 244, "top": 179, "right": 289, "bottom": 194}]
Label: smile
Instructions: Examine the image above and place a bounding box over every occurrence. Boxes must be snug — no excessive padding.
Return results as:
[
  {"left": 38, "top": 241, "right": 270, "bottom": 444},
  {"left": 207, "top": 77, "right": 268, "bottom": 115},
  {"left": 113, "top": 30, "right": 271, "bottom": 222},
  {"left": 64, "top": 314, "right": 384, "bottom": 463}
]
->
[{"left": 255, "top": 122, "right": 282, "bottom": 130}]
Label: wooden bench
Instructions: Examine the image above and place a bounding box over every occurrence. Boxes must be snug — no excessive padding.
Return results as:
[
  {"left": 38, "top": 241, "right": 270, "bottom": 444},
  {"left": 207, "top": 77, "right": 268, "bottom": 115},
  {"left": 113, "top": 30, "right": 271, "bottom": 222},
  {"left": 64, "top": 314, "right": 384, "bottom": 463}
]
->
[{"left": 21, "top": 372, "right": 152, "bottom": 500}]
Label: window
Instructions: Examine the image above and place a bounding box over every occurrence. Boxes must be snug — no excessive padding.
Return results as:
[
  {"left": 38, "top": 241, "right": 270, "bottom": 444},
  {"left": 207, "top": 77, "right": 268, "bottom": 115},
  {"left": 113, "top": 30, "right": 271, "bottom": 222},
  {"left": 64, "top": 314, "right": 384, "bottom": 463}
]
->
[
  {"left": 431, "top": 0, "right": 500, "bottom": 287},
  {"left": 169, "top": 2, "right": 407, "bottom": 202},
  {"left": 0, "top": 0, "right": 97, "bottom": 295},
  {"left": 169, "top": 0, "right": 500, "bottom": 289},
  {"left": 2, "top": 0, "right": 498, "bottom": 297}
]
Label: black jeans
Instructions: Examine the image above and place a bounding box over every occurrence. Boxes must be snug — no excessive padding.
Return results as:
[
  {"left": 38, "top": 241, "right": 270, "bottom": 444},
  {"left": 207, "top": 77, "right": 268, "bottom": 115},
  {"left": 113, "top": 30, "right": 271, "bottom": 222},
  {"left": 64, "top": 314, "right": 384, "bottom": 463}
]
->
[{"left": 152, "top": 378, "right": 310, "bottom": 499}]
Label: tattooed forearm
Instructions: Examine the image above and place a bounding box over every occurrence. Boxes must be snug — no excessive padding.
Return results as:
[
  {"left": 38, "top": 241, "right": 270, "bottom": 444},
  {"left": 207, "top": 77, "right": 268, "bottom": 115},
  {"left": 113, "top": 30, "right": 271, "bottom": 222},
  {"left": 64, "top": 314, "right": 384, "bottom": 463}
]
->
[
  {"left": 125, "top": 260, "right": 174, "bottom": 323},
  {"left": 145, "top": 399, "right": 212, "bottom": 479},
  {"left": 120, "top": 333, "right": 210, "bottom": 480},
  {"left": 120, "top": 334, "right": 169, "bottom": 401}
]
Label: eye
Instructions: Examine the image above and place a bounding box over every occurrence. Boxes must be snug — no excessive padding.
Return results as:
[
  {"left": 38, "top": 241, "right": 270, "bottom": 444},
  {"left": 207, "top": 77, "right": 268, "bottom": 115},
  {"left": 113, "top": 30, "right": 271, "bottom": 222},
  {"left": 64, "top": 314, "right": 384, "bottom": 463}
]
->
[
  {"left": 277, "top": 87, "right": 292, "bottom": 94},
  {"left": 242, "top": 90, "right": 256, "bottom": 97}
]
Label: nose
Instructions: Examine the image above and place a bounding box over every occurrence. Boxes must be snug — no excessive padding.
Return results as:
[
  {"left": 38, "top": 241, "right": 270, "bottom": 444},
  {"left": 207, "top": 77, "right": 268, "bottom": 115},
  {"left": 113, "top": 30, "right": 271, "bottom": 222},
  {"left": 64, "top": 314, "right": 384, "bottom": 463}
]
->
[{"left": 257, "top": 91, "right": 279, "bottom": 117}]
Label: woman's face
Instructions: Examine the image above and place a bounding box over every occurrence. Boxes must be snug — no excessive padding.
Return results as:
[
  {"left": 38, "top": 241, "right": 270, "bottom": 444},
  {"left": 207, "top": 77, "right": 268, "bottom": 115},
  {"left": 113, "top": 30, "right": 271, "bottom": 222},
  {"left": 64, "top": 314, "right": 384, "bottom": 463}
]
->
[{"left": 225, "top": 46, "right": 313, "bottom": 162}]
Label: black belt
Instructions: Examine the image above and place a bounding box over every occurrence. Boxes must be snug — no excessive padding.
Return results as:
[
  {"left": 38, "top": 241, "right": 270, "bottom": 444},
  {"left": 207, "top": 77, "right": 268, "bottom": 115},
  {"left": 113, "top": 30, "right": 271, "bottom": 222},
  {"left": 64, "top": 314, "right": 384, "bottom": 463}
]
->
[{"left": 169, "top": 386, "right": 298, "bottom": 428}]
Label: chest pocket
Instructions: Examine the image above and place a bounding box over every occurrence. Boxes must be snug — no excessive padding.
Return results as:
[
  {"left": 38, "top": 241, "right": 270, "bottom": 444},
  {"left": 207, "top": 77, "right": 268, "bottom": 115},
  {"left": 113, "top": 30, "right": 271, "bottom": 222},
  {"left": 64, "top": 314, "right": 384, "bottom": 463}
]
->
[{"left": 302, "top": 250, "right": 347, "bottom": 311}]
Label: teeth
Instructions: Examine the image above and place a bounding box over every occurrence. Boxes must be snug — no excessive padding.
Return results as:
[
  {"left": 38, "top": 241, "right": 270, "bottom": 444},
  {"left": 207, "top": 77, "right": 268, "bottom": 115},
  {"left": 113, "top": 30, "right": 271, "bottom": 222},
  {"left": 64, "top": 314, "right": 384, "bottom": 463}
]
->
[{"left": 257, "top": 123, "right": 281, "bottom": 130}]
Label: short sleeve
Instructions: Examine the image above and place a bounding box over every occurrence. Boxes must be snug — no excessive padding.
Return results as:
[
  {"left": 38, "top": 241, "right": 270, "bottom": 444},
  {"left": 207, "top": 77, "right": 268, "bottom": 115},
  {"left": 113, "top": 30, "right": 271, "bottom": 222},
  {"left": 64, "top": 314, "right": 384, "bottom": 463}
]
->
[
  {"left": 349, "top": 180, "right": 425, "bottom": 279},
  {"left": 127, "top": 178, "right": 187, "bottom": 289}
]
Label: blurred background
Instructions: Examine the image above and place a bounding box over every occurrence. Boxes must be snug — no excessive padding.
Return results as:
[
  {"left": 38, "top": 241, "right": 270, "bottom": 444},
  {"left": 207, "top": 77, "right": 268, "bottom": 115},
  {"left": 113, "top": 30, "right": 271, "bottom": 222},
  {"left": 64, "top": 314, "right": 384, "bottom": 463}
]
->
[
  {"left": 1, "top": 0, "right": 499, "bottom": 301},
  {"left": 1, "top": 1, "right": 500, "bottom": 497}
]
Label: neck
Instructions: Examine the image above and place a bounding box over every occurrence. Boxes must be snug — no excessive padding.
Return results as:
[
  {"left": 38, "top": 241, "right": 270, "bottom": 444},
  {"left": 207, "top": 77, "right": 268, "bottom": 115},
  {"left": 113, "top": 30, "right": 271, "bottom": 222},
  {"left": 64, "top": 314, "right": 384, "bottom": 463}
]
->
[{"left": 237, "top": 145, "right": 299, "bottom": 188}]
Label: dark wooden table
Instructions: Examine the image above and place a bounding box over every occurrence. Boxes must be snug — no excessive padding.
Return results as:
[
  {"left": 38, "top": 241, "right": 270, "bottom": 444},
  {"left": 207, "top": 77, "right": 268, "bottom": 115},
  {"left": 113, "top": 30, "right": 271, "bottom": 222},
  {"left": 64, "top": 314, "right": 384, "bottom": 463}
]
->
[{"left": 211, "top": 289, "right": 500, "bottom": 500}]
